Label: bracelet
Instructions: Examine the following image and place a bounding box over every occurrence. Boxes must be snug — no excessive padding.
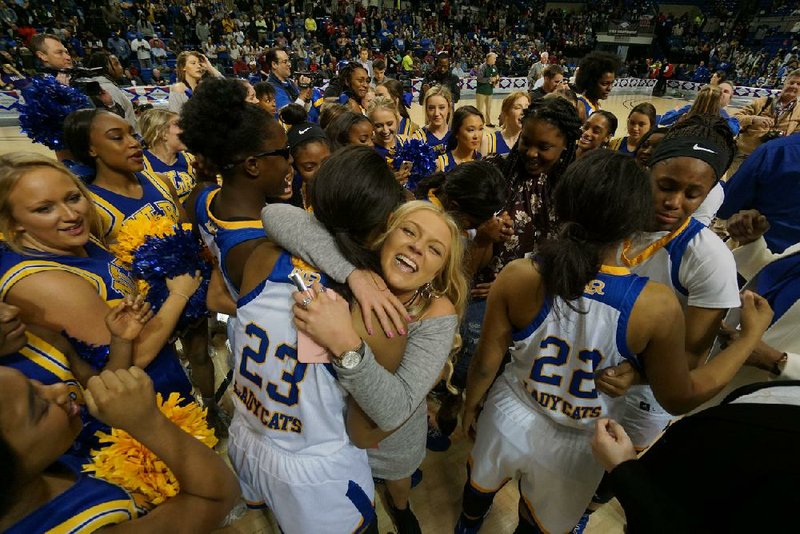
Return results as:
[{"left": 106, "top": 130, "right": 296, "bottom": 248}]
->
[{"left": 170, "top": 291, "right": 191, "bottom": 302}]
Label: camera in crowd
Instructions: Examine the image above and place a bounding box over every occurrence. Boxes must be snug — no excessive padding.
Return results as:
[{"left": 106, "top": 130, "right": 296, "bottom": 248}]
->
[
  {"left": 295, "top": 70, "right": 325, "bottom": 89},
  {"left": 41, "top": 65, "right": 104, "bottom": 85}
]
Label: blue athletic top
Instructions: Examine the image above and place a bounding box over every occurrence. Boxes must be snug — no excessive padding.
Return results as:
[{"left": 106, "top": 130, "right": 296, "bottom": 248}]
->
[
  {"left": 756, "top": 249, "right": 800, "bottom": 326},
  {"left": 0, "top": 239, "right": 192, "bottom": 400},
  {"left": 576, "top": 94, "right": 598, "bottom": 118},
  {"left": 436, "top": 150, "right": 481, "bottom": 173},
  {"left": 398, "top": 116, "right": 415, "bottom": 137},
  {"left": 142, "top": 150, "right": 197, "bottom": 204},
  {"left": 5, "top": 461, "right": 141, "bottom": 533},
  {"left": 484, "top": 130, "right": 512, "bottom": 156},
  {"left": 658, "top": 105, "right": 741, "bottom": 135},
  {"left": 718, "top": 135, "right": 800, "bottom": 254},
  {"left": 412, "top": 126, "right": 450, "bottom": 156},
  {"left": 0, "top": 331, "right": 107, "bottom": 468},
  {"left": 87, "top": 170, "right": 180, "bottom": 243},
  {"left": 194, "top": 185, "right": 265, "bottom": 300},
  {"left": 373, "top": 136, "right": 407, "bottom": 169},
  {"left": 610, "top": 136, "right": 636, "bottom": 155}
]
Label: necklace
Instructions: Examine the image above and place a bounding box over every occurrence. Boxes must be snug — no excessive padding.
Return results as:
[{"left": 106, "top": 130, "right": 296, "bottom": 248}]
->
[{"left": 402, "top": 289, "right": 420, "bottom": 308}]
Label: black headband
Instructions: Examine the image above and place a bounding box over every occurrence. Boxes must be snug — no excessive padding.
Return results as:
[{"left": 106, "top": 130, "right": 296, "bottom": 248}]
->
[{"left": 648, "top": 136, "right": 728, "bottom": 180}]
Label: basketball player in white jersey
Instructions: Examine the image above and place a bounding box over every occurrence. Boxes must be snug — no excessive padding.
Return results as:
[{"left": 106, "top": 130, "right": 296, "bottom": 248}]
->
[
  {"left": 225, "top": 147, "right": 412, "bottom": 534},
  {"left": 610, "top": 115, "right": 740, "bottom": 450},
  {"left": 455, "top": 150, "right": 773, "bottom": 533}
]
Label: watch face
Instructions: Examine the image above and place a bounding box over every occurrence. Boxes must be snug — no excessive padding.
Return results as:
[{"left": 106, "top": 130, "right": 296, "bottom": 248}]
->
[{"left": 340, "top": 351, "right": 362, "bottom": 369}]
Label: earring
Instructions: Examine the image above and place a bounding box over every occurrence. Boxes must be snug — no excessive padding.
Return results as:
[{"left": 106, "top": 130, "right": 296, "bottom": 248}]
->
[{"left": 419, "top": 282, "right": 439, "bottom": 300}]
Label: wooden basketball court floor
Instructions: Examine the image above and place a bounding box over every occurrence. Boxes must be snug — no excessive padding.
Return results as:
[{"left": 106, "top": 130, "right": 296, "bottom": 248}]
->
[{"left": 0, "top": 94, "right": 700, "bottom": 534}]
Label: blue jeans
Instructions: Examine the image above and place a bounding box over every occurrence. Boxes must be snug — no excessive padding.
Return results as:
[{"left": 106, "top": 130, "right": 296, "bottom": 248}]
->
[{"left": 452, "top": 298, "right": 487, "bottom": 390}]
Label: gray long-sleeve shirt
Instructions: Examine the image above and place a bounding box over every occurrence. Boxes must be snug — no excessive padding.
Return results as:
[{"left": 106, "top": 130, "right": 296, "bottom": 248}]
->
[{"left": 262, "top": 203, "right": 458, "bottom": 478}]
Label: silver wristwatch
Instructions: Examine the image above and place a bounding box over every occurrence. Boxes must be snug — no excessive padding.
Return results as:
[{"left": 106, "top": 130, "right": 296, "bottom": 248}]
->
[{"left": 334, "top": 341, "right": 365, "bottom": 369}]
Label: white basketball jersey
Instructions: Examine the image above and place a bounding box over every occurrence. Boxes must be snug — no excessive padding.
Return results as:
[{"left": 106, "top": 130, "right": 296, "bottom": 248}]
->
[
  {"left": 503, "top": 266, "right": 648, "bottom": 430},
  {"left": 231, "top": 251, "right": 351, "bottom": 456},
  {"left": 618, "top": 217, "right": 740, "bottom": 447},
  {"left": 620, "top": 217, "right": 740, "bottom": 310},
  {"left": 195, "top": 185, "right": 265, "bottom": 300}
]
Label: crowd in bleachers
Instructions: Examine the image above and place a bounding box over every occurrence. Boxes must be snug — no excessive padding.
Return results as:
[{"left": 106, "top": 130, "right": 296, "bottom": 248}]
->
[
  {"left": 0, "top": 0, "right": 797, "bottom": 92},
  {"left": 1, "top": 0, "right": 800, "bottom": 531}
]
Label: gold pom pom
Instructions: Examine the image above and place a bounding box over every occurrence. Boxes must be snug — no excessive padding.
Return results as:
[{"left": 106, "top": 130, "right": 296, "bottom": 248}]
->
[
  {"left": 110, "top": 216, "right": 179, "bottom": 267},
  {"left": 83, "top": 393, "right": 218, "bottom": 507}
]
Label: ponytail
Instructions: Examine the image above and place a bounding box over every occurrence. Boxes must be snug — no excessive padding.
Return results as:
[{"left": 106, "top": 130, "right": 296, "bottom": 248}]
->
[
  {"left": 538, "top": 222, "right": 604, "bottom": 302},
  {"left": 537, "top": 149, "right": 652, "bottom": 304},
  {"left": 414, "top": 171, "right": 448, "bottom": 202}
]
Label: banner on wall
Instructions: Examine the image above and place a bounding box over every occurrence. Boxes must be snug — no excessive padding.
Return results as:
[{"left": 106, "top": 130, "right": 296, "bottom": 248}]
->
[
  {"left": 0, "top": 77, "right": 784, "bottom": 120},
  {"left": 665, "top": 80, "right": 780, "bottom": 100}
]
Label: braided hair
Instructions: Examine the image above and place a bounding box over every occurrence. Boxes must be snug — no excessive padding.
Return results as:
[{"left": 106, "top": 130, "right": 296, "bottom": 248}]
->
[
  {"left": 662, "top": 113, "right": 737, "bottom": 173},
  {"left": 539, "top": 149, "right": 652, "bottom": 304},
  {"left": 500, "top": 97, "right": 582, "bottom": 183},
  {"left": 324, "top": 62, "right": 367, "bottom": 101}
]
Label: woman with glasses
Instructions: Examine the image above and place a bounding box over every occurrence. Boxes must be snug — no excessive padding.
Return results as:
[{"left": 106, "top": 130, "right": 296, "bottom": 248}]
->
[{"left": 180, "top": 77, "right": 293, "bottom": 306}]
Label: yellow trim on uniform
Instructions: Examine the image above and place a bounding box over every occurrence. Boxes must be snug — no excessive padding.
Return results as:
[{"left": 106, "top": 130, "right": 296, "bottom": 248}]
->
[
  {"left": 427, "top": 189, "right": 445, "bottom": 209},
  {"left": 46, "top": 499, "right": 137, "bottom": 533},
  {"left": 139, "top": 169, "right": 173, "bottom": 201},
  {"left": 436, "top": 153, "right": 451, "bottom": 171},
  {"left": 204, "top": 189, "right": 264, "bottom": 230},
  {"left": 0, "top": 261, "right": 108, "bottom": 301},
  {"left": 465, "top": 454, "right": 511, "bottom": 494},
  {"left": 608, "top": 137, "right": 624, "bottom": 151},
  {"left": 488, "top": 131, "right": 497, "bottom": 155},
  {"left": 141, "top": 154, "right": 155, "bottom": 174},
  {"left": 519, "top": 492, "right": 552, "bottom": 534},
  {"left": 598, "top": 265, "right": 631, "bottom": 275},
  {"left": 183, "top": 151, "right": 196, "bottom": 173},
  {"left": 577, "top": 93, "right": 599, "bottom": 115},
  {"left": 621, "top": 217, "right": 691, "bottom": 267},
  {"left": 20, "top": 332, "right": 73, "bottom": 382},
  {"left": 89, "top": 194, "right": 125, "bottom": 239}
]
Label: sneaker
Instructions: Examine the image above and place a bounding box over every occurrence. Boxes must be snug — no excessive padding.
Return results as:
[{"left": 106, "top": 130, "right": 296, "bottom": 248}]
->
[
  {"left": 571, "top": 512, "right": 590, "bottom": 534},
  {"left": 387, "top": 502, "right": 422, "bottom": 534},
  {"left": 454, "top": 514, "right": 483, "bottom": 534},
  {"left": 426, "top": 424, "right": 451, "bottom": 452}
]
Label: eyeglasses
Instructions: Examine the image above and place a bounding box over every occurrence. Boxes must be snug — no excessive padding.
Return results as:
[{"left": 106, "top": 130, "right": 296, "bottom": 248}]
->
[{"left": 222, "top": 145, "right": 291, "bottom": 170}]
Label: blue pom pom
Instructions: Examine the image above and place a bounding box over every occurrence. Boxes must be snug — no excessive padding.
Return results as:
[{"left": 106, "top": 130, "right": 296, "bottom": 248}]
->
[
  {"left": 392, "top": 138, "right": 438, "bottom": 191},
  {"left": 18, "top": 76, "right": 91, "bottom": 151},
  {"left": 131, "top": 226, "right": 211, "bottom": 329},
  {"left": 61, "top": 331, "right": 111, "bottom": 370}
]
